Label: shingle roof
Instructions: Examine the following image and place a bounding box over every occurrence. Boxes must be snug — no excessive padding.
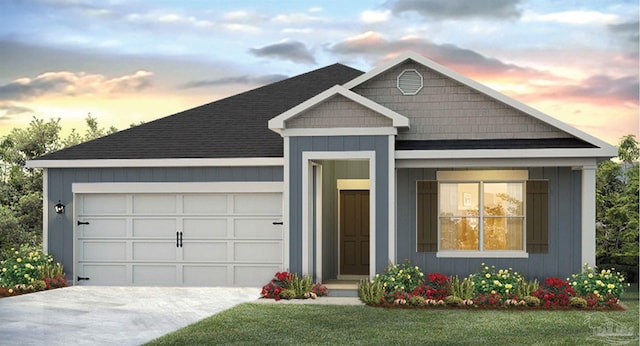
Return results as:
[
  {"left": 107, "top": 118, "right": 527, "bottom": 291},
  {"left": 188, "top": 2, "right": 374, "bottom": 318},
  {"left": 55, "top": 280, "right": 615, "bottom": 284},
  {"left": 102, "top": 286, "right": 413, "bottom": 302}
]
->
[{"left": 35, "top": 63, "right": 364, "bottom": 160}]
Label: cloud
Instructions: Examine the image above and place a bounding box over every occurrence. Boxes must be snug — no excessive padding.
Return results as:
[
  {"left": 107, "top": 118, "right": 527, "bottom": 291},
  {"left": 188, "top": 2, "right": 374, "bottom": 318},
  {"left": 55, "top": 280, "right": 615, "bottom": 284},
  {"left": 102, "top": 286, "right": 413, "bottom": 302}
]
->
[
  {"left": 538, "top": 75, "right": 639, "bottom": 106},
  {"left": 272, "top": 13, "right": 323, "bottom": 24},
  {"left": 249, "top": 40, "right": 317, "bottom": 64},
  {"left": 0, "top": 102, "right": 34, "bottom": 118},
  {"left": 390, "top": 0, "right": 522, "bottom": 20},
  {"left": 180, "top": 74, "right": 288, "bottom": 89},
  {"left": 0, "top": 70, "right": 153, "bottom": 101},
  {"left": 609, "top": 20, "right": 640, "bottom": 45},
  {"left": 523, "top": 10, "right": 619, "bottom": 25},
  {"left": 360, "top": 10, "right": 391, "bottom": 24}
]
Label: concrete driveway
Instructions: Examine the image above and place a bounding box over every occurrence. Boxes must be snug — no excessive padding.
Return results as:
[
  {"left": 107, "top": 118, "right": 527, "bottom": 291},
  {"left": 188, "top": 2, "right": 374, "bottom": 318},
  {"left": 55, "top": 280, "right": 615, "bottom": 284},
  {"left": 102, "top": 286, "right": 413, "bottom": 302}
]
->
[{"left": 0, "top": 286, "right": 259, "bottom": 346}]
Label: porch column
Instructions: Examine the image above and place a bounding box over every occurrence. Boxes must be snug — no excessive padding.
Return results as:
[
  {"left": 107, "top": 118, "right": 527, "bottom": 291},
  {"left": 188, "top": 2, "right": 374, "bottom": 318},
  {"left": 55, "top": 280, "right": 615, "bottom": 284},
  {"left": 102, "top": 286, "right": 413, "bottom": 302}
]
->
[{"left": 581, "top": 165, "right": 597, "bottom": 267}]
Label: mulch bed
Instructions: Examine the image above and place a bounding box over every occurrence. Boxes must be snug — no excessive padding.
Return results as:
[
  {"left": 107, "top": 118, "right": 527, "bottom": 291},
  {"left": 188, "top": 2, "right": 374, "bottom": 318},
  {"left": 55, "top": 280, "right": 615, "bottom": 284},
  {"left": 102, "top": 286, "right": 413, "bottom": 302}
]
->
[{"left": 368, "top": 303, "right": 627, "bottom": 311}]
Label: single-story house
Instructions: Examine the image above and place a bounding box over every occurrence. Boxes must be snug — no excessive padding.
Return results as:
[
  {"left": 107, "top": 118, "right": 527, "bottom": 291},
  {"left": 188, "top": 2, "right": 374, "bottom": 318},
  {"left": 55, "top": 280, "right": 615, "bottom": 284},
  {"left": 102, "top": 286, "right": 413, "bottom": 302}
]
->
[{"left": 28, "top": 52, "right": 617, "bottom": 286}]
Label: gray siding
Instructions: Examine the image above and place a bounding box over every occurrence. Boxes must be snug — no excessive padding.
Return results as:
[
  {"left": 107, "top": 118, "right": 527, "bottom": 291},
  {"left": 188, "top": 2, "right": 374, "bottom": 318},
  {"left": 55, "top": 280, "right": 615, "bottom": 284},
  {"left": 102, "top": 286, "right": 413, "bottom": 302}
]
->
[
  {"left": 47, "top": 166, "right": 283, "bottom": 280},
  {"left": 288, "top": 136, "right": 390, "bottom": 276},
  {"left": 395, "top": 167, "right": 582, "bottom": 280},
  {"left": 286, "top": 95, "right": 392, "bottom": 129},
  {"left": 353, "top": 61, "right": 573, "bottom": 141}
]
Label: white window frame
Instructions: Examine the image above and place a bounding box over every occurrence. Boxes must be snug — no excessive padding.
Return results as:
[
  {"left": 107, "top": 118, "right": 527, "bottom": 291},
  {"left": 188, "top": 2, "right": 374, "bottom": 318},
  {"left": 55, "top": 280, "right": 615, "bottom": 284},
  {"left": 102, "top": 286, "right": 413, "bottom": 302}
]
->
[{"left": 435, "top": 170, "right": 529, "bottom": 258}]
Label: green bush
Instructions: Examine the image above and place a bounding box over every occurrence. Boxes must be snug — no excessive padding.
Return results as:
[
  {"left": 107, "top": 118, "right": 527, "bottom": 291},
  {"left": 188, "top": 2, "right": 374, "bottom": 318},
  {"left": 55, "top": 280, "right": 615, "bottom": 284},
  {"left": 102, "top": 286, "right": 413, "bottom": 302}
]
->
[
  {"left": 523, "top": 296, "right": 541, "bottom": 306},
  {"left": 445, "top": 295, "right": 463, "bottom": 306},
  {"left": 408, "top": 295, "right": 425, "bottom": 306},
  {"left": 470, "top": 263, "right": 523, "bottom": 297},
  {"left": 569, "top": 264, "right": 629, "bottom": 300},
  {"left": 569, "top": 297, "right": 587, "bottom": 308},
  {"left": 376, "top": 262, "right": 424, "bottom": 296},
  {"left": 287, "top": 274, "right": 313, "bottom": 298},
  {"left": 280, "top": 289, "right": 296, "bottom": 300},
  {"left": 449, "top": 275, "right": 474, "bottom": 300},
  {"left": 515, "top": 279, "right": 540, "bottom": 298},
  {"left": 358, "top": 279, "right": 384, "bottom": 305},
  {"left": 0, "top": 246, "right": 57, "bottom": 288}
]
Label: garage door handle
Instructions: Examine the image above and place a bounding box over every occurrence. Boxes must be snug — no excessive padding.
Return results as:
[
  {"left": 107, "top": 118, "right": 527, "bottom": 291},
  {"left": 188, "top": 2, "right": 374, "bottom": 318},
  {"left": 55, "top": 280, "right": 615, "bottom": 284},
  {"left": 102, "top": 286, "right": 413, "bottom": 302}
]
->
[
  {"left": 176, "top": 232, "right": 179, "bottom": 247},
  {"left": 179, "top": 232, "right": 183, "bottom": 247},
  {"left": 272, "top": 221, "right": 283, "bottom": 225},
  {"left": 77, "top": 276, "right": 90, "bottom": 281},
  {"left": 77, "top": 221, "right": 90, "bottom": 226}
]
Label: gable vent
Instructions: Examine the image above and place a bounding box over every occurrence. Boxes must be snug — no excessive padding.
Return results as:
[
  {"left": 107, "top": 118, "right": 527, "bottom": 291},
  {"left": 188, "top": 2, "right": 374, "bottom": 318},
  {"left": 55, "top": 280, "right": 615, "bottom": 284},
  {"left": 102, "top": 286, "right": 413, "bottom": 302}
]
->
[{"left": 397, "top": 69, "right": 423, "bottom": 95}]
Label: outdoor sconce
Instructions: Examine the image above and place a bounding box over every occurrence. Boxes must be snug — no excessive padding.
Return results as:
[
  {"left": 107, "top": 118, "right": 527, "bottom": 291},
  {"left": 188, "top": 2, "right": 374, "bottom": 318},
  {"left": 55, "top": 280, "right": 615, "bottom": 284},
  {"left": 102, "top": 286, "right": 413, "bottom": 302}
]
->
[{"left": 54, "top": 200, "right": 65, "bottom": 214}]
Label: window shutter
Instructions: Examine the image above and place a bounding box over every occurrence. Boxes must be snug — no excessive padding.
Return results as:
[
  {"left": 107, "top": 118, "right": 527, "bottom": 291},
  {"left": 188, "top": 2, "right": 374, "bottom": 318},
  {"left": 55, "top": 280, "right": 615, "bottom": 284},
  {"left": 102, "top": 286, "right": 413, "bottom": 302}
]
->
[
  {"left": 417, "top": 181, "right": 438, "bottom": 252},
  {"left": 526, "top": 180, "right": 549, "bottom": 253}
]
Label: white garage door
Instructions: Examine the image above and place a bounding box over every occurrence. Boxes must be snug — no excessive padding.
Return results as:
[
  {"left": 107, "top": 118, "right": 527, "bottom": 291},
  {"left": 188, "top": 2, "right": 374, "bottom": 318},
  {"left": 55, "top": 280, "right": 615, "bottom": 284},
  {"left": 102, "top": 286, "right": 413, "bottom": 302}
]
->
[{"left": 75, "top": 191, "right": 283, "bottom": 286}]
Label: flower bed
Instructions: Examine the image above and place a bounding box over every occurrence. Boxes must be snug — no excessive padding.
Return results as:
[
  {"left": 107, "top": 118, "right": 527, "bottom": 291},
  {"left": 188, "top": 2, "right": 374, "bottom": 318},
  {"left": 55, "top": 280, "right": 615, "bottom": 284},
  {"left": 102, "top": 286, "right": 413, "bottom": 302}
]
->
[
  {"left": 358, "top": 262, "right": 630, "bottom": 310},
  {"left": 260, "top": 272, "right": 328, "bottom": 301},
  {"left": 0, "top": 246, "right": 68, "bottom": 297}
]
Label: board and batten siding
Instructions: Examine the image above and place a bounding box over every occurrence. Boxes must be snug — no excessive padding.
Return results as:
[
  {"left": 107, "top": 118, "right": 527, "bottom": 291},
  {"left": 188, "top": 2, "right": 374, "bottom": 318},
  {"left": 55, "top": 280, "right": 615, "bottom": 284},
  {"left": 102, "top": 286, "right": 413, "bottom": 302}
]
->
[
  {"left": 395, "top": 167, "right": 582, "bottom": 280},
  {"left": 288, "top": 135, "right": 390, "bottom": 275},
  {"left": 47, "top": 166, "right": 283, "bottom": 281}
]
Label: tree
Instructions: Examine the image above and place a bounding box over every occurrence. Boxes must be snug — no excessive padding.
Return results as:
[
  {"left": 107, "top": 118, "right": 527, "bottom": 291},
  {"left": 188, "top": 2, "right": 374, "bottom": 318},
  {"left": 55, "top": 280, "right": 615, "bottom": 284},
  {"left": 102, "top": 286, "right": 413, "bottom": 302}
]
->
[
  {"left": 0, "top": 115, "right": 118, "bottom": 260},
  {"left": 596, "top": 135, "right": 639, "bottom": 282}
]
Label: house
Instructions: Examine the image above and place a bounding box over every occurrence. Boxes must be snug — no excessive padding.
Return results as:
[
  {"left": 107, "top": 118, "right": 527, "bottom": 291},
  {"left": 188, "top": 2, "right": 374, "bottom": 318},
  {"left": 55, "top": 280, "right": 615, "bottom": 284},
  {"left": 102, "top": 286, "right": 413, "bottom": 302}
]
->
[{"left": 27, "top": 52, "right": 617, "bottom": 286}]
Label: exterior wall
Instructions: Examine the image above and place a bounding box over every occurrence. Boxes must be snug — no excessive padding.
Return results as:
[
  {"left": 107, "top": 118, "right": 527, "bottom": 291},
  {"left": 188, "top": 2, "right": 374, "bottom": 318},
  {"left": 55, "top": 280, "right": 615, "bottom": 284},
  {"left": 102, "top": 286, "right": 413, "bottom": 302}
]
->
[
  {"left": 286, "top": 95, "right": 392, "bottom": 129},
  {"left": 46, "top": 166, "right": 283, "bottom": 281},
  {"left": 288, "top": 135, "right": 390, "bottom": 276},
  {"left": 395, "top": 167, "right": 582, "bottom": 279},
  {"left": 353, "top": 61, "right": 573, "bottom": 141}
]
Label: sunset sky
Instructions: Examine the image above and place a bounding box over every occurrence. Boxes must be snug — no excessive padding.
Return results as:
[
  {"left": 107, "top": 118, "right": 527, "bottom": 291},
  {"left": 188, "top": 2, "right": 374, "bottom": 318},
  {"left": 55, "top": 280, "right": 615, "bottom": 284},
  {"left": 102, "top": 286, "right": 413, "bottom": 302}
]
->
[{"left": 0, "top": 0, "right": 638, "bottom": 145}]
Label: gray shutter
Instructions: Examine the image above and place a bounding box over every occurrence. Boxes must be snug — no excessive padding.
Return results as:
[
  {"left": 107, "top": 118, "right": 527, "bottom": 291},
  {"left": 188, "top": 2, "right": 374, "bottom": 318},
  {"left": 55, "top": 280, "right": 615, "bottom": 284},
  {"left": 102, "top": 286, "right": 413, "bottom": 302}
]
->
[
  {"left": 417, "top": 181, "right": 438, "bottom": 252},
  {"left": 526, "top": 180, "right": 549, "bottom": 253}
]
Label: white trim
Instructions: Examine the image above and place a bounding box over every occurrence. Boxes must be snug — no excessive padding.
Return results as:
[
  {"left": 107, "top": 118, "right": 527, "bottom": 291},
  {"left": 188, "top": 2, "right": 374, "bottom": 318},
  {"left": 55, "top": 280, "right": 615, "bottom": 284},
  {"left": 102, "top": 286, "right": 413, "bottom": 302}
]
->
[
  {"left": 71, "top": 192, "right": 77, "bottom": 286},
  {"left": 337, "top": 179, "right": 370, "bottom": 190},
  {"left": 396, "top": 148, "right": 616, "bottom": 160},
  {"left": 436, "top": 251, "right": 529, "bottom": 258},
  {"left": 314, "top": 164, "right": 323, "bottom": 282},
  {"left": 72, "top": 182, "right": 284, "bottom": 194},
  {"left": 301, "top": 151, "right": 377, "bottom": 280},
  {"left": 388, "top": 135, "right": 396, "bottom": 264},
  {"left": 268, "top": 85, "right": 410, "bottom": 131},
  {"left": 42, "top": 168, "right": 49, "bottom": 254},
  {"left": 581, "top": 166, "right": 597, "bottom": 267},
  {"left": 280, "top": 127, "right": 397, "bottom": 137},
  {"left": 343, "top": 51, "right": 616, "bottom": 153},
  {"left": 397, "top": 69, "right": 423, "bottom": 95},
  {"left": 437, "top": 170, "right": 528, "bottom": 181},
  {"left": 283, "top": 137, "right": 290, "bottom": 271},
  {"left": 302, "top": 159, "right": 312, "bottom": 276},
  {"left": 396, "top": 157, "right": 598, "bottom": 169},
  {"left": 26, "top": 157, "right": 284, "bottom": 169}
]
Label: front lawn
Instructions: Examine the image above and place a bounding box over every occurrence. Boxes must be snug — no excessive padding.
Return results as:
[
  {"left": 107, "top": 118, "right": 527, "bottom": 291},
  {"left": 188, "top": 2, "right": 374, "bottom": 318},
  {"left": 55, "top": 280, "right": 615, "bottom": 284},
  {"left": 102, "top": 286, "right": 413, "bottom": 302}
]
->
[{"left": 146, "top": 285, "right": 638, "bottom": 345}]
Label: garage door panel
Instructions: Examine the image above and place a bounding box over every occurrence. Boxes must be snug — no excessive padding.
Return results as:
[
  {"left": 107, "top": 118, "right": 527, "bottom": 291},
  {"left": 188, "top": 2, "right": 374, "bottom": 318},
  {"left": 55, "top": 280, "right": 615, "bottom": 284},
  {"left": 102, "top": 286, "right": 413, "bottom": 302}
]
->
[
  {"left": 234, "top": 219, "right": 282, "bottom": 239},
  {"left": 133, "top": 195, "right": 176, "bottom": 214},
  {"left": 183, "top": 265, "right": 228, "bottom": 286},
  {"left": 81, "top": 241, "right": 127, "bottom": 261},
  {"left": 79, "top": 219, "right": 127, "bottom": 238},
  {"left": 133, "top": 242, "right": 178, "bottom": 261},
  {"left": 234, "top": 194, "right": 281, "bottom": 214},
  {"left": 133, "top": 265, "right": 177, "bottom": 285},
  {"left": 133, "top": 219, "right": 177, "bottom": 238},
  {"left": 234, "top": 242, "right": 282, "bottom": 262},
  {"left": 234, "top": 266, "right": 281, "bottom": 286},
  {"left": 81, "top": 265, "right": 128, "bottom": 285},
  {"left": 183, "top": 219, "right": 227, "bottom": 238},
  {"left": 81, "top": 195, "right": 127, "bottom": 214},
  {"left": 183, "top": 195, "right": 227, "bottom": 214},
  {"left": 182, "top": 242, "right": 227, "bottom": 261}
]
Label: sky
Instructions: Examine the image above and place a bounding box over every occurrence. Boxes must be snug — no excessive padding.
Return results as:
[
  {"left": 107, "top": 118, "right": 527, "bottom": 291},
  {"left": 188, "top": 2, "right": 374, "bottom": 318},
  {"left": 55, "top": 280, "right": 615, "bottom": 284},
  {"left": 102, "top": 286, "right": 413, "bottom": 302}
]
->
[{"left": 0, "top": 0, "right": 638, "bottom": 145}]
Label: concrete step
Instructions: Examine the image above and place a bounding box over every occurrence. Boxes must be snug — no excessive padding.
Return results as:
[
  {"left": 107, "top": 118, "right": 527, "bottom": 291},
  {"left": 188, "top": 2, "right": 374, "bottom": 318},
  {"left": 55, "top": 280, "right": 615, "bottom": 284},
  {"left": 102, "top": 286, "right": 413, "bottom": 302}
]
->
[{"left": 325, "top": 280, "right": 359, "bottom": 298}]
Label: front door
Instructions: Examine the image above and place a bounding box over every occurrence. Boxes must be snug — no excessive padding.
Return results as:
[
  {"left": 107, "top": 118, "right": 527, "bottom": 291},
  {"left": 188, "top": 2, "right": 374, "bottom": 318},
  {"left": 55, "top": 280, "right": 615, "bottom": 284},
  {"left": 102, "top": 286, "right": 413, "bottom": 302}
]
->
[{"left": 339, "top": 190, "right": 369, "bottom": 275}]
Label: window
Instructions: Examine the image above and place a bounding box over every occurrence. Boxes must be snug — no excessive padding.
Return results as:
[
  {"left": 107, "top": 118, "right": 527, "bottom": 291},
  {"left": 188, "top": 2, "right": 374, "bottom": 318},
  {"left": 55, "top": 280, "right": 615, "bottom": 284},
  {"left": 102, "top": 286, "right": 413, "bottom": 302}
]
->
[{"left": 416, "top": 170, "right": 548, "bottom": 257}]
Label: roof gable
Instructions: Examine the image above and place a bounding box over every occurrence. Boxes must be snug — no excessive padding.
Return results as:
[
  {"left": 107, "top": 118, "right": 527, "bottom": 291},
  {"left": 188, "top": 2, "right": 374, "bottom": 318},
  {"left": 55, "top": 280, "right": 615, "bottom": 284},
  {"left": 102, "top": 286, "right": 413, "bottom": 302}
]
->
[{"left": 344, "top": 52, "right": 616, "bottom": 155}]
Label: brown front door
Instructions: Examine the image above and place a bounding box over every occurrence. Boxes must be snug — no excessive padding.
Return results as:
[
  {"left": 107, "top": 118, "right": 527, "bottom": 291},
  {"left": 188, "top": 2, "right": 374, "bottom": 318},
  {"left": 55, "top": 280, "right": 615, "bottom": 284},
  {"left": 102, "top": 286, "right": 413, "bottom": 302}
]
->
[{"left": 340, "top": 190, "right": 369, "bottom": 275}]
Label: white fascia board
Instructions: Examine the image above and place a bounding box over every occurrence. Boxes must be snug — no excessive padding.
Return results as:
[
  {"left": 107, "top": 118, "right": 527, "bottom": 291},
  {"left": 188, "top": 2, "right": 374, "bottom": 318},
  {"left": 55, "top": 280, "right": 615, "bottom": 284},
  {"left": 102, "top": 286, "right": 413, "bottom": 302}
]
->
[
  {"left": 396, "top": 148, "right": 615, "bottom": 160},
  {"left": 280, "top": 127, "right": 397, "bottom": 137},
  {"left": 268, "top": 85, "right": 409, "bottom": 131},
  {"left": 26, "top": 157, "right": 284, "bottom": 168},
  {"left": 343, "top": 51, "right": 617, "bottom": 152},
  {"left": 396, "top": 157, "right": 597, "bottom": 169},
  {"left": 72, "top": 182, "right": 284, "bottom": 194}
]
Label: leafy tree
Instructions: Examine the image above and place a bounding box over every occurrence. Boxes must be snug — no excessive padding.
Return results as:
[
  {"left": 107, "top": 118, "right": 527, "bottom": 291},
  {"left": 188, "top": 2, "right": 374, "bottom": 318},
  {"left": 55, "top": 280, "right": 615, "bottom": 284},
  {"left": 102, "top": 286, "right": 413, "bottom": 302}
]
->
[
  {"left": 0, "top": 115, "right": 117, "bottom": 260},
  {"left": 596, "top": 135, "right": 639, "bottom": 282}
]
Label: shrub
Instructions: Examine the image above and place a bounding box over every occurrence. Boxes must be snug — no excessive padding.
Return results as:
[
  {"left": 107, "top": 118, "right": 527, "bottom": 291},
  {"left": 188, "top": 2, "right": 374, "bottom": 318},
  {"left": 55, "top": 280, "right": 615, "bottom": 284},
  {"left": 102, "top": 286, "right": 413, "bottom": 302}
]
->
[
  {"left": 569, "top": 264, "right": 629, "bottom": 301},
  {"left": 412, "top": 272, "right": 449, "bottom": 300},
  {"left": 311, "top": 282, "right": 328, "bottom": 297},
  {"left": 569, "top": 297, "right": 587, "bottom": 308},
  {"left": 408, "top": 295, "right": 425, "bottom": 306},
  {"left": 358, "top": 279, "right": 384, "bottom": 305},
  {"left": 41, "top": 262, "right": 68, "bottom": 289},
  {"left": 260, "top": 272, "right": 324, "bottom": 300},
  {"left": 474, "top": 293, "right": 502, "bottom": 307},
  {"left": 532, "top": 277, "right": 576, "bottom": 307},
  {"left": 523, "top": 296, "right": 541, "bottom": 306},
  {"left": 448, "top": 275, "right": 474, "bottom": 300},
  {"left": 279, "top": 289, "right": 296, "bottom": 300},
  {"left": 376, "top": 262, "right": 424, "bottom": 298},
  {"left": 261, "top": 272, "right": 292, "bottom": 301},
  {"left": 0, "top": 246, "right": 65, "bottom": 290},
  {"left": 288, "top": 274, "right": 313, "bottom": 298},
  {"left": 515, "top": 279, "right": 539, "bottom": 299},
  {"left": 445, "top": 295, "right": 463, "bottom": 306},
  {"left": 470, "top": 263, "right": 523, "bottom": 297}
]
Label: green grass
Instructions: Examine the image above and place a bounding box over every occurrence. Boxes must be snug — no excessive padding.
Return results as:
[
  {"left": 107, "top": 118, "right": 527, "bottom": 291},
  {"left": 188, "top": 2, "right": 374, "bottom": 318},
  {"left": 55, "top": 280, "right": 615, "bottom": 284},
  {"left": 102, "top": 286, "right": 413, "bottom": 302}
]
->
[{"left": 146, "top": 285, "right": 639, "bottom": 345}]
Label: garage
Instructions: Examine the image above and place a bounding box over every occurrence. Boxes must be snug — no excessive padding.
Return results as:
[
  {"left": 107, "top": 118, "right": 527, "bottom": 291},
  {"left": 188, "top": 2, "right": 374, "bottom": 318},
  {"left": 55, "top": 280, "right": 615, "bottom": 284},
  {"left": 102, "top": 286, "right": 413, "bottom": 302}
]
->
[{"left": 73, "top": 182, "right": 283, "bottom": 286}]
